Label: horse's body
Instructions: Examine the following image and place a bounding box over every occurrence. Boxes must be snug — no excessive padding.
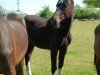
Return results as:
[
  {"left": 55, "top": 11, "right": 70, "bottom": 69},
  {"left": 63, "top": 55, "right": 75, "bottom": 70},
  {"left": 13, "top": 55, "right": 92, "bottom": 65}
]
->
[
  {"left": 94, "top": 24, "right": 100, "bottom": 75},
  {"left": 25, "top": 0, "right": 74, "bottom": 75},
  {"left": 0, "top": 13, "right": 28, "bottom": 75}
]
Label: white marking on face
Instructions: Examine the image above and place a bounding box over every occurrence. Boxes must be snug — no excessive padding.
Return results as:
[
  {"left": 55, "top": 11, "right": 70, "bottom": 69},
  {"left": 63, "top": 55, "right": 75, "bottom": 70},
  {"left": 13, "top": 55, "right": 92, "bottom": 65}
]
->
[
  {"left": 26, "top": 61, "right": 32, "bottom": 75},
  {"left": 59, "top": 0, "right": 64, "bottom": 3}
]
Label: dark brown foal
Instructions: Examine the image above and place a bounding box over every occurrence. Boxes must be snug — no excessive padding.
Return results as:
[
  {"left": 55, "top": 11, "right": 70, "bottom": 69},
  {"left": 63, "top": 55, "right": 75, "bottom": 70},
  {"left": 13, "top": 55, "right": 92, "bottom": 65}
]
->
[{"left": 24, "top": 0, "right": 74, "bottom": 75}]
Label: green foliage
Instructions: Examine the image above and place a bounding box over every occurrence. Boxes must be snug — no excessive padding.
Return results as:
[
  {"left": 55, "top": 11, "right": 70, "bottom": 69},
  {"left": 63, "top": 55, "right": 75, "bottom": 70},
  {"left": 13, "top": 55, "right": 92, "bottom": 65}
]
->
[
  {"left": 96, "top": 10, "right": 100, "bottom": 19},
  {"left": 37, "top": 6, "right": 53, "bottom": 20},
  {"left": 83, "top": 0, "right": 100, "bottom": 8},
  {"left": 74, "top": 6, "right": 100, "bottom": 20}
]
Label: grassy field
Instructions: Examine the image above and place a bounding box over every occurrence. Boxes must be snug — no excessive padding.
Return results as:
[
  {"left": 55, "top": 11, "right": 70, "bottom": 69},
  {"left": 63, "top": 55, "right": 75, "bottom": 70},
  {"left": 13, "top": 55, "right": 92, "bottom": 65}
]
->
[
  {"left": 1, "top": 20, "right": 100, "bottom": 75},
  {"left": 22, "top": 20, "right": 99, "bottom": 75}
]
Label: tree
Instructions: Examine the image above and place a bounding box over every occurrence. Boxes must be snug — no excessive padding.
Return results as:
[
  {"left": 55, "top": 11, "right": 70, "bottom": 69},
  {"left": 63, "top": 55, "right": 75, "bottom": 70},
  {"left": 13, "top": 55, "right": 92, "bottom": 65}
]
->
[
  {"left": 95, "top": 10, "right": 100, "bottom": 19},
  {"left": 83, "top": 0, "right": 100, "bottom": 8},
  {"left": 37, "top": 6, "right": 53, "bottom": 20}
]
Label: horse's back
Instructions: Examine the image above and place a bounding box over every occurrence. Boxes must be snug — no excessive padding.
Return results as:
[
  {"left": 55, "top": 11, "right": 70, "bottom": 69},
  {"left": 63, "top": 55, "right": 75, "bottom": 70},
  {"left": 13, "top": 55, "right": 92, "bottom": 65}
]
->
[{"left": 7, "top": 13, "right": 26, "bottom": 27}]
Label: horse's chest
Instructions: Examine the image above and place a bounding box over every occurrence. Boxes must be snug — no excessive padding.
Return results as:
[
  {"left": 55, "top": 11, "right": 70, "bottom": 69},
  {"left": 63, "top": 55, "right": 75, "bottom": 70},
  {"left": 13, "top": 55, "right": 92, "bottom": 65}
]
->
[{"left": 53, "top": 34, "right": 68, "bottom": 46}]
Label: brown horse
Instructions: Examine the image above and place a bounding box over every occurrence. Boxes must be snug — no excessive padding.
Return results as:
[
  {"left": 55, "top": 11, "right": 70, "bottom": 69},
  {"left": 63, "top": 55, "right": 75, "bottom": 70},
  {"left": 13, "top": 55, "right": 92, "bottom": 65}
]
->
[
  {"left": 24, "top": 0, "right": 74, "bottom": 75},
  {"left": 0, "top": 13, "right": 28, "bottom": 75},
  {"left": 94, "top": 24, "right": 100, "bottom": 75}
]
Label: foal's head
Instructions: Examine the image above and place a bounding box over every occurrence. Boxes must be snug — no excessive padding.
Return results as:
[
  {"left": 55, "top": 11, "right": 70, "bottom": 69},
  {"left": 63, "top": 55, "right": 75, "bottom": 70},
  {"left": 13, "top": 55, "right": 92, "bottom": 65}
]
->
[{"left": 52, "top": 0, "right": 74, "bottom": 28}]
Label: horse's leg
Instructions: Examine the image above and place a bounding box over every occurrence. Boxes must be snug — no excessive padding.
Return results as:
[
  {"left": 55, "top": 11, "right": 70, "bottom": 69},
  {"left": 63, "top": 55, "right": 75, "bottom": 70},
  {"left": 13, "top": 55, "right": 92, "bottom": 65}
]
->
[
  {"left": 58, "top": 47, "right": 67, "bottom": 75},
  {"left": 2, "top": 56, "right": 16, "bottom": 75},
  {"left": 94, "top": 38, "right": 100, "bottom": 74},
  {"left": 95, "top": 54, "right": 100, "bottom": 75},
  {"left": 51, "top": 49, "right": 58, "bottom": 75},
  {"left": 16, "top": 59, "right": 24, "bottom": 75},
  {"left": 94, "top": 50, "right": 100, "bottom": 75},
  {"left": 25, "top": 45, "right": 34, "bottom": 75},
  {"left": 4, "top": 65, "right": 16, "bottom": 75}
]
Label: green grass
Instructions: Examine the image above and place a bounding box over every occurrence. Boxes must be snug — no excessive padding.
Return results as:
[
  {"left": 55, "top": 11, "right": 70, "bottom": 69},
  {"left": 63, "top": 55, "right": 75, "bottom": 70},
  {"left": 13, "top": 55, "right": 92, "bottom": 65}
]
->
[
  {"left": 23, "top": 20, "right": 99, "bottom": 75},
  {"left": 0, "top": 20, "right": 100, "bottom": 75}
]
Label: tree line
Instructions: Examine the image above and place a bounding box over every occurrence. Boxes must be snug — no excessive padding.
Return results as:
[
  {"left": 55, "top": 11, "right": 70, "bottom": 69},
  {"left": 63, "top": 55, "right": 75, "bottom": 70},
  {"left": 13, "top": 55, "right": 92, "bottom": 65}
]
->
[
  {"left": 74, "top": 5, "right": 100, "bottom": 20},
  {"left": 0, "top": 0, "right": 100, "bottom": 20},
  {"left": 37, "top": 0, "right": 100, "bottom": 20},
  {"left": 37, "top": 5, "right": 100, "bottom": 20}
]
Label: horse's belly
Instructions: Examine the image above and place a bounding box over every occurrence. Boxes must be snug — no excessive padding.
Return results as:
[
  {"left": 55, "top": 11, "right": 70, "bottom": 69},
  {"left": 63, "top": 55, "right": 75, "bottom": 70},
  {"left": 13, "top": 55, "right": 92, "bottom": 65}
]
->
[
  {"left": 35, "top": 44, "right": 50, "bottom": 49},
  {"left": 33, "top": 40, "right": 50, "bottom": 49}
]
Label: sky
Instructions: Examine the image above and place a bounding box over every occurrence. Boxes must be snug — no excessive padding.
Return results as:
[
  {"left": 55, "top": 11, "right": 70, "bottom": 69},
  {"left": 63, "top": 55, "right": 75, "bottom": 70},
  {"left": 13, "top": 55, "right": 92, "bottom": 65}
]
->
[{"left": 0, "top": 0, "right": 84, "bottom": 15}]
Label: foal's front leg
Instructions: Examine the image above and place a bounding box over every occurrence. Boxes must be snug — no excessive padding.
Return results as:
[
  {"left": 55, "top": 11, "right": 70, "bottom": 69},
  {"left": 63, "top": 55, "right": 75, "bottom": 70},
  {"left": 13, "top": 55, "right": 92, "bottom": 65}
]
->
[
  {"left": 25, "top": 45, "right": 34, "bottom": 75},
  {"left": 58, "top": 47, "right": 67, "bottom": 75},
  {"left": 51, "top": 49, "right": 58, "bottom": 75}
]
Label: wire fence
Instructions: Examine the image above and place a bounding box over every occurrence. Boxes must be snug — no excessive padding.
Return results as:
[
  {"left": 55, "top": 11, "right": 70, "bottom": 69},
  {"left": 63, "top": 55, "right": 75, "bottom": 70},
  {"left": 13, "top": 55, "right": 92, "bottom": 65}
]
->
[{"left": 0, "top": 4, "right": 6, "bottom": 15}]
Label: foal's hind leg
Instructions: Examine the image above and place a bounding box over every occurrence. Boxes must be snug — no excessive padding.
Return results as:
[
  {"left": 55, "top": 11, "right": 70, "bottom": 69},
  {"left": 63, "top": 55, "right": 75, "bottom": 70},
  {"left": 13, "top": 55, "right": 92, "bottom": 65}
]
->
[
  {"left": 25, "top": 44, "right": 34, "bottom": 75},
  {"left": 58, "top": 47, "right": 67, "bottom": 75}
]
